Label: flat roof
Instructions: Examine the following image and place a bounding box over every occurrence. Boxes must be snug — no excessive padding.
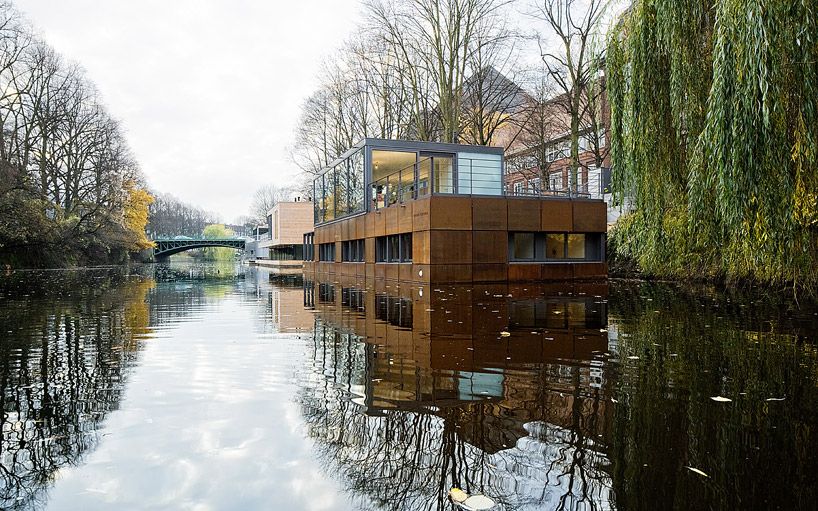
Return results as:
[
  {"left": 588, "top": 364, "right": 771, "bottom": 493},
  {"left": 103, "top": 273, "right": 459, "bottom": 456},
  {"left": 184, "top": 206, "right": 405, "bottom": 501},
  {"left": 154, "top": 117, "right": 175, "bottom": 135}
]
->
[{"left": 315, "top": 138, "right": 504, "bottom": 179}]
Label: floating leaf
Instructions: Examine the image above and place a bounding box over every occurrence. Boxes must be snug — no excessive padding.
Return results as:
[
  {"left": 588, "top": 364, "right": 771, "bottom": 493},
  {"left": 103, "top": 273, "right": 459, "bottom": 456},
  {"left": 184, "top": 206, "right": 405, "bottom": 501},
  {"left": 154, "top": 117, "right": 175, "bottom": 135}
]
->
[
  {"left": 710, "top": 396, "right": 732, "bottom": 402},
  {"left": 449, "top": 488, "right": 468, "bottom": 503},
  {"left": 499, "top": 331, "right": 511, "bottom": 337},
  {"left": 686, "top": 466, "right": 710, "bottom": 478}
]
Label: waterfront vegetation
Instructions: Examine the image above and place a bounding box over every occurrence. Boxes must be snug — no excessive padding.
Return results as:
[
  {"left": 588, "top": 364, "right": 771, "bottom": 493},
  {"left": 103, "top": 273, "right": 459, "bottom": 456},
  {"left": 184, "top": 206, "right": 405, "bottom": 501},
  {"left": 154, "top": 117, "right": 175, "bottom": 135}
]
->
[
  {"left": 607, "top": 1, "right": 818, "bottom": 292},
  {"left": 0, "top": 2, "right": 154, "bottom": 268}
]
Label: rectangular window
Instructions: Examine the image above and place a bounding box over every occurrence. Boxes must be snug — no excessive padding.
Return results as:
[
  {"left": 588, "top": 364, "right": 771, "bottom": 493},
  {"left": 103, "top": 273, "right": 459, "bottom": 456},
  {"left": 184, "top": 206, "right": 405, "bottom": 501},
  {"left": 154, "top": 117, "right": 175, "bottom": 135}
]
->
[
  {"left": 509, "top": 232, "right": 603, "bottom": 262},
  {"left": 319, "top": 242, "right": 335, "bottom": 262},
  {"left": 302, "top": 233, "right": 315, "bottom": 261},
  {"left": 566, "top": 234, "right": 586, "bottom": 259},
  {"left": 430, "top": 154, "right": 454, "bottom": 194},
  {"left": 513, "top": 232, "right": 535, "bottom": 260},
  {"left": 342, "top": 239, "right": 365, "bottom": 262},
  {"left": 400, "top": 233, "right": 412, "bottom": 262},
  {"left": 546, "top": 234, "right": 565, "bottom": 259},
  {"left": 375, "top": 234, "right": 412, "bottom": 263}
]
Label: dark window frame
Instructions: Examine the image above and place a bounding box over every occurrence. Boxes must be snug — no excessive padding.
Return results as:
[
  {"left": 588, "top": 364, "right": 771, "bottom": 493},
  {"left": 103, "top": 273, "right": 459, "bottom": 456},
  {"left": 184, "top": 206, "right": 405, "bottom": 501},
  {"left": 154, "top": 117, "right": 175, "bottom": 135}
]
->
[
  {"left": 375, "top": 233, "right": 413, "bottom": 263},
  {"left": 508, "top": 232, "right": 603, "bottom": 262}
]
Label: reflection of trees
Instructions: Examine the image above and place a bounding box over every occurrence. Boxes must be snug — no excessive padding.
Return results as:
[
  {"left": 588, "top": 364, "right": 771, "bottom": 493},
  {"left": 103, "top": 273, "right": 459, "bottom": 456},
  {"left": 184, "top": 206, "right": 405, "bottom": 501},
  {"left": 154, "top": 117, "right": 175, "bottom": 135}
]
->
[
  {"left": 0, "top": 269, "right": 153, "bottom": 510},
  {"left": 608, "top": 282, "right": 818, "bottom": 510},
  {"left": 298, "top": 296, "right": 614, "bottom": 511}
]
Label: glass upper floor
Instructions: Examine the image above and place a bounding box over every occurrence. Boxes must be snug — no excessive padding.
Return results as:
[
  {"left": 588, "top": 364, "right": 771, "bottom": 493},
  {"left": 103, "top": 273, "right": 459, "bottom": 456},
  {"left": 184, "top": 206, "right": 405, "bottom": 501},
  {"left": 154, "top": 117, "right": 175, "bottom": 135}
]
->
[{"left": 313, "top": 138, "right": 504, "bottom": 225}]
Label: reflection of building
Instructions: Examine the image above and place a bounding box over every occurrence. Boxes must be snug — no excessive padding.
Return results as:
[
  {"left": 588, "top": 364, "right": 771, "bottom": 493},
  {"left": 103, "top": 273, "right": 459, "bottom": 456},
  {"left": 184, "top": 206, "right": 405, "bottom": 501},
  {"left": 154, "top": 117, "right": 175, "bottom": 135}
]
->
[
  {"left": 303, "top": 138, "right": 607, "bottom": 283},
  {"left": 304, "top": 277, "right": 613, "bottom": 451},
  {"left": 250, "top": 200, "right": 313, "bottom": 270},
  {"left": 301, "top": 277, "right": 615, "bottom": 508}
]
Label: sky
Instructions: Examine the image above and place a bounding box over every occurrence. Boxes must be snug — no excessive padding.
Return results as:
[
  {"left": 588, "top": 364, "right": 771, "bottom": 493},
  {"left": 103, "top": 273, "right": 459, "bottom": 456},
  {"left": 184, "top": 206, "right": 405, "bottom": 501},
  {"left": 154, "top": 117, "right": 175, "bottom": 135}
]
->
[{"left": 14, "top": 0, "right": 362, "bottom": 222}]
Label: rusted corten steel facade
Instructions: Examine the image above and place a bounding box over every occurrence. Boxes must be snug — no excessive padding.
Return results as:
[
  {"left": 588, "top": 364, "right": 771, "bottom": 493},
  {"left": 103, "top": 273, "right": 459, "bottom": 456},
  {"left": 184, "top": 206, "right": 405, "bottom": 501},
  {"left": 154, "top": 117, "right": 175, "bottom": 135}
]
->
[
  {"left": 303, "top": 195, "right": 607, "bottom": 283},
  {"left": 303, "top": 139, "right": 607, "bottom": 283}
]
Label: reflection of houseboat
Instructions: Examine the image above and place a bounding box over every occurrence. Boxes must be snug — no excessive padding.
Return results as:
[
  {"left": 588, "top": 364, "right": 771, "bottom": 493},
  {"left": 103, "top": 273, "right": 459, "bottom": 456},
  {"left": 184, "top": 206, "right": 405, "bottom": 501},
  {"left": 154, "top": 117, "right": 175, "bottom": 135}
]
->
[
  {"left": 302, "top": 139, "right": 607, "bottom": 283},
  {"left": 301, "top": 277, "right": 615, "bottom": 509},
  {"left": 303, "top": 277, "right": 613, "bottom": 453}
]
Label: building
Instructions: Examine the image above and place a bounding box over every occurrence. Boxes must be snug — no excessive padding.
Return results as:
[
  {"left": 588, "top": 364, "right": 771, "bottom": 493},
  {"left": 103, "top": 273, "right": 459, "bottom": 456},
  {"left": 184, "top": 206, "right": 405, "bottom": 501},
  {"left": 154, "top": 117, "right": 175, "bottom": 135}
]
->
[
  {"left": 250, "top": 200, "right": 313, "bottom": 269},
  {"left": 504, "top": 84, "right": 612, "bottom": 202},
  {"left": 302, "top": 138, "right": 607, "bottom": 283}
]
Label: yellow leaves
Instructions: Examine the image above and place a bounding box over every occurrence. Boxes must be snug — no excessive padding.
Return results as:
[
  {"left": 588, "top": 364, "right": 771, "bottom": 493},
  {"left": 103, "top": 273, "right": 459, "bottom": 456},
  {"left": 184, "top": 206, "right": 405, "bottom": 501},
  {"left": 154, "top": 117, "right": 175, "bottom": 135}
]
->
[{"left": 122, "top": 180, "right": 154, "bottom": 251}]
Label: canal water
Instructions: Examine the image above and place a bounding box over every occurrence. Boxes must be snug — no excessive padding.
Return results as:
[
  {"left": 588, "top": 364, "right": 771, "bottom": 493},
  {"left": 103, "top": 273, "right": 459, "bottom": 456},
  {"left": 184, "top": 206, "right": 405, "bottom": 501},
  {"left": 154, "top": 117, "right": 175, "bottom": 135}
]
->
[{"left": 0, "top": 262, "right": 816, "bottom": 510}]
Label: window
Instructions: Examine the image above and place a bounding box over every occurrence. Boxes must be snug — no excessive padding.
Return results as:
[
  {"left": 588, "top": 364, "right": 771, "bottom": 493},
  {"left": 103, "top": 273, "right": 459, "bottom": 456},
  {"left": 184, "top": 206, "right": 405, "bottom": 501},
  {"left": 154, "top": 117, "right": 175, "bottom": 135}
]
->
[
  {"left": 314, "top": 148, "right": 365, "bottom": 224},
  {"left": 513, "top": 233, "right": 535, "bottom": 260},
  {"left": 567, "top": 234, "right": 586, "bottom": 259},
  {"left": 303, "top": 233, "right": 315, "bottom": 261},
  {"left": 319, "top": 242, "right": 335, "bottom": 262},
  {"left": 375, "top": 233, "right": 412, "bottom": 263},
  {"left": 429, "top": 153, "right": 454, "bottom": 194},
  {"left": 342, "top": 239, "right": 365, "bottom": 262},
  {"left": 546, "top": 234, "right": 565, "bottom": 259},
  {"left": 513, "top": 181, "right": 523, "bottom": 195},
  {"left": 510, "top": 232, "right": 603, "bottom": 262}
]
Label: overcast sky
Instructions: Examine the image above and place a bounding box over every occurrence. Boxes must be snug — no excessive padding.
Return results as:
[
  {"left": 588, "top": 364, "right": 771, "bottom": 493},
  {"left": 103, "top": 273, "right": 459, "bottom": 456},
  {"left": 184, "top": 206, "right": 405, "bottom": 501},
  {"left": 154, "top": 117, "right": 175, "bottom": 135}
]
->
[{"left": 14, "top": 0, "right": 362, "bottom": 221}]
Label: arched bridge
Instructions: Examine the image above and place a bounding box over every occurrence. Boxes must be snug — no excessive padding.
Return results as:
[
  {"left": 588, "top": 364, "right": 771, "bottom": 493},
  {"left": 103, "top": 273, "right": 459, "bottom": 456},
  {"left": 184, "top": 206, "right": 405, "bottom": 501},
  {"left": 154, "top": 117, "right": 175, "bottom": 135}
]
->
[{"left": 153, "top": 238, "right": 246, "bottom": 259}]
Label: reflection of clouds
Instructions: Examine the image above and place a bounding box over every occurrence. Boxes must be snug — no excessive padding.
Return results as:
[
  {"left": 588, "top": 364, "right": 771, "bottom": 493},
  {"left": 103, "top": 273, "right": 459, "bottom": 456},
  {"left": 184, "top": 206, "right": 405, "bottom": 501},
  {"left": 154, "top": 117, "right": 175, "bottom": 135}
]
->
[{"left": 43, "top": 287, "right": 352, "bottom": 511}]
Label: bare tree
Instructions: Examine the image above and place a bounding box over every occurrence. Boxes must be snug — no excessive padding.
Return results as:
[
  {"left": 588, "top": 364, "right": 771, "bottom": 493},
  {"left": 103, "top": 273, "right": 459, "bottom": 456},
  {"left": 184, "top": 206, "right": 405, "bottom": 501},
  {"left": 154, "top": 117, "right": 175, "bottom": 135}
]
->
[
  {"left": 533, "top": 0, "right": 609, "bottom": 193},
  {"left": 250, "top": 183, "right": 292, "bottom": 223}
]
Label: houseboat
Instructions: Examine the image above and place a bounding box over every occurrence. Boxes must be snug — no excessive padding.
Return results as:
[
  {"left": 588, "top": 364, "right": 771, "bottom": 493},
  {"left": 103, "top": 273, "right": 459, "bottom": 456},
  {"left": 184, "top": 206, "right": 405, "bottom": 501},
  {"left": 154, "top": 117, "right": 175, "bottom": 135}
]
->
[{"left": 302, "top": 138, "right": 607, "bottom": 283}]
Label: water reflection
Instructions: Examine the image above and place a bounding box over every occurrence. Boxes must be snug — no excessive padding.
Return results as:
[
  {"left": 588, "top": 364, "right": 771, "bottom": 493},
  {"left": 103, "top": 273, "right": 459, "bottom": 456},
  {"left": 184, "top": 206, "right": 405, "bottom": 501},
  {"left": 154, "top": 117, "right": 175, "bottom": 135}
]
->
[
  {"left": 0, "top": 265, "right": 816, "bottom": 510},
  {"left": 0, "top": 268, "right": 154, "bottom": 509},
  {"left": 300, "top": 279, "right": 818, "bottom": 510},
  {"left": 301, "top": 279, "right": 614, "bottom": 510}
]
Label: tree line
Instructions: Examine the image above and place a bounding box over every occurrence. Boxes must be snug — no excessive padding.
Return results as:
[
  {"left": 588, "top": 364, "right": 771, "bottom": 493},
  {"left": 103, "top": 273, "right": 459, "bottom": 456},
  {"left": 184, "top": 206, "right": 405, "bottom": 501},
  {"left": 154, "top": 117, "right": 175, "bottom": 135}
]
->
[
  {"left": 0, "top": 1, "right": 154, "bottom": 267},
  {"left": 146, "top": 192, "right": 221, "bottom": 239},
  {"left": 289, "top": 0, "right": 614, "bottom": 195}
]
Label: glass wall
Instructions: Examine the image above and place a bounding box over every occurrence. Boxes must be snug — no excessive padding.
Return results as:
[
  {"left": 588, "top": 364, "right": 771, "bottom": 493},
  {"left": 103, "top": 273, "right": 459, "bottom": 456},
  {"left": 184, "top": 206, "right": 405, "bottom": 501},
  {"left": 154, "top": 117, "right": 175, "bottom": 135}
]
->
[
  {"left": 430, "top": 154, "right": 454, "bottom": 194},
  {"left": 315, "top": 148, "right": 365, "bottom": 224},
  {"left": 313, "top": 142, "right": 504, "bottom": 225},
  {"left": 457, "top": 152, "right": 503, "bottom": 195}
]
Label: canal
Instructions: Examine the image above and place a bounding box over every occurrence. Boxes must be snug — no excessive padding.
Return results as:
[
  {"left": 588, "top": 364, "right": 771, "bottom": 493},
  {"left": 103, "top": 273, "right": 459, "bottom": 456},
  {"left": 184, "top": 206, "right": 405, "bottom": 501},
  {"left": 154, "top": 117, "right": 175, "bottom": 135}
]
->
[{"left": 1, "top": 262, "right": 816, "bottom": 510}]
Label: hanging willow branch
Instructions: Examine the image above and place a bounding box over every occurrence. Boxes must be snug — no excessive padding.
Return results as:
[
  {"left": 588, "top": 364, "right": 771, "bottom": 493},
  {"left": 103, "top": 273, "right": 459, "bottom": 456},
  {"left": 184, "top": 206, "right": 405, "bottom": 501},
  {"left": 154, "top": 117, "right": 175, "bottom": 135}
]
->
[{"left": 608, "top": 0, "right": 818, "bottom": 292}]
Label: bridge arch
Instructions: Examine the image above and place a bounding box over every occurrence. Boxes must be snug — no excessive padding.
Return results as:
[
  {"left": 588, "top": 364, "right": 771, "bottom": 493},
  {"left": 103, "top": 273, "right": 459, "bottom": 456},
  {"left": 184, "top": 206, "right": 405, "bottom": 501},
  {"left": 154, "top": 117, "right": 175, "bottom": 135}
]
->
[{"left": 153, "top": 238, "right": 246, "bottom": 259}]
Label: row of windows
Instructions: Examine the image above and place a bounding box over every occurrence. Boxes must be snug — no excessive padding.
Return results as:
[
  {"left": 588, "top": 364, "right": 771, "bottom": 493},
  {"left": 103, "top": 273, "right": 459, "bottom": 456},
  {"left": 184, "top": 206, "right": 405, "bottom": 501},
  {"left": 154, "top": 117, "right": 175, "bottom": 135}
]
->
[
  {"left": 375, "top": 233, "right": 412, "bottom": 263},
  {"left": 318, "top": 242, "right": 335, "bottom": 262},
  {"left": 342, "top": 239, "right": 365, "bottom": 262},
  {"left": 509, "top": 232, "right": 603, "bottom": 261}
]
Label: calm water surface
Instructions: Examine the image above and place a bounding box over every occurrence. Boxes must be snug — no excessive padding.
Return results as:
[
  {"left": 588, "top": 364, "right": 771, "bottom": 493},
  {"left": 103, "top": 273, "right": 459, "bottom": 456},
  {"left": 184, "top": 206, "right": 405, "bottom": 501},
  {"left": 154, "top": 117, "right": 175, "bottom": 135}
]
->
[{"left": 0, "top": 262, "right": 816, "bottom": 510}]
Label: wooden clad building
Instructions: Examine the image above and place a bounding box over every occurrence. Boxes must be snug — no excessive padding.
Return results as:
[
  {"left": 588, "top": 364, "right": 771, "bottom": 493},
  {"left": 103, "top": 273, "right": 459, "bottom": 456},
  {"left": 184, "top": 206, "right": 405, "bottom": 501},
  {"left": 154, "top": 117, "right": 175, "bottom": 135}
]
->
[{"left": 303, "top": 139, "right": 607, "bottom": 283}]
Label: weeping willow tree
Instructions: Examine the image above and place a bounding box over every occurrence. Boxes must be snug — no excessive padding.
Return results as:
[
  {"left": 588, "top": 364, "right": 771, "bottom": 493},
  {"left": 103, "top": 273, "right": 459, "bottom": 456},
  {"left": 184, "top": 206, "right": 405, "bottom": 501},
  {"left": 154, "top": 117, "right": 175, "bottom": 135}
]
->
[{"left": 607, "top": 0, "right": 818, "bottom": 291}]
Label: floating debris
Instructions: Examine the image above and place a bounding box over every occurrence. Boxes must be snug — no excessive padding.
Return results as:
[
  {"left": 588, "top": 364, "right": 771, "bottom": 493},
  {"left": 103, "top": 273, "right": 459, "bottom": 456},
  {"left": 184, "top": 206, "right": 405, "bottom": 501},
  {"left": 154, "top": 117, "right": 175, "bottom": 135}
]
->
[
  {"left": 499, "top": 331, "right": 511, "bottom": 337},
  {"left": 686, "top": 466, "right": 710, "bottom": 478},
  {"left": 765, "top": 397, "right": 786, "bottom": 402},
  {"left": 710, "top": 396, "right": 732, "bottom": 402},
  {"left": 449, "top": 488, "right": 496, "bottom": 509}
]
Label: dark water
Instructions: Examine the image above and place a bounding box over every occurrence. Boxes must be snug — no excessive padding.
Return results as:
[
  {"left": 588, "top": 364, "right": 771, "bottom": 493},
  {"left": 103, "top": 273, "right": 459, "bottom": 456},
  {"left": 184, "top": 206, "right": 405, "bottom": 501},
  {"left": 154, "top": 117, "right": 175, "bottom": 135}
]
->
[{"left": 0, "top": 263, "right": 816, "bottom": 510}]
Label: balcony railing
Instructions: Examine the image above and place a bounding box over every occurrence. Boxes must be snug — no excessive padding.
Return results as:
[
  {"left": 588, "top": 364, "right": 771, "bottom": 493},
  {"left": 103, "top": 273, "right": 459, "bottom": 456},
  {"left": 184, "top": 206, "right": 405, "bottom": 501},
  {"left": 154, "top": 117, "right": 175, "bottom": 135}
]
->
[{"left": 506, "top": 170, "right": 610, "bottom": 200}]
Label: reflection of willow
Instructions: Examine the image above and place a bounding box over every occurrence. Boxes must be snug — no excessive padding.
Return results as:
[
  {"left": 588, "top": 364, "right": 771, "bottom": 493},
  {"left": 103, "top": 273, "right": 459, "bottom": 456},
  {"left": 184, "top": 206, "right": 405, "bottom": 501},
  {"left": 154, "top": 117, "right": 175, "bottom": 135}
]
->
[
  {"left": 0, "top": 270, "right": 154, "bottom": 510},
  {"left": 298, "top": 317, "right": 613, "bottom": 511},
  {"left": 608, "top": 282, "right": 818, "bottom": 510}
]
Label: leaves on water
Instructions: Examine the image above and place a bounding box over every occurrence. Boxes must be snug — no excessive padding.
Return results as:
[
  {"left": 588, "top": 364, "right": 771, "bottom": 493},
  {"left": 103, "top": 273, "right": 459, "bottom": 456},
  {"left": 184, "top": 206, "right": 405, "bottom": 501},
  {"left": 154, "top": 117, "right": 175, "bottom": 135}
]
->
[
  {"left": 710, "top": 396, "right": 732, "bottom": 402},
  {"left": 686, "top": 466, "right": 710, "bottom": 478}
]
